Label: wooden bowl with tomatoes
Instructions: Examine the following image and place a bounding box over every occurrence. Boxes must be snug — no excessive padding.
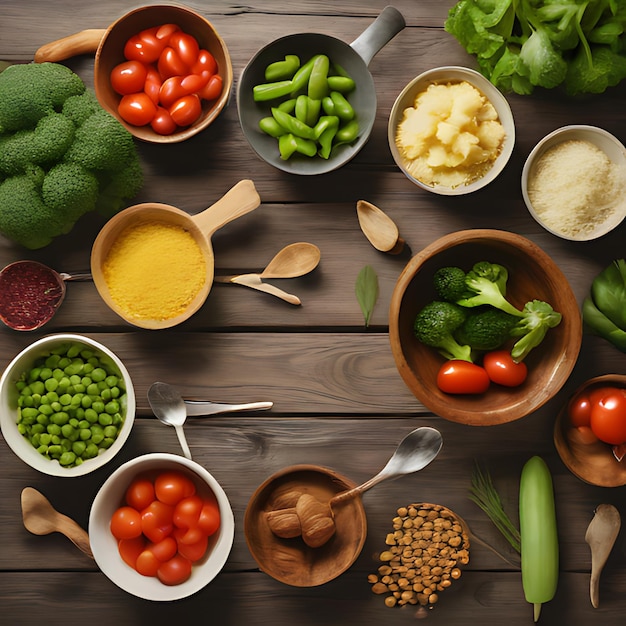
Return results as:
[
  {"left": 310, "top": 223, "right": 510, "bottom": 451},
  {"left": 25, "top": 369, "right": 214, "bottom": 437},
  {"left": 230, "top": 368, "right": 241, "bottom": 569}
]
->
[
  {"left": 389, "top": 229, "right": 582, "bottom": 425},
  {"left": 554, "top": 375, "right": 626, "bottom": 487},
  {"left": 89, "top": 452, "right": 234, "bottom": 600}
]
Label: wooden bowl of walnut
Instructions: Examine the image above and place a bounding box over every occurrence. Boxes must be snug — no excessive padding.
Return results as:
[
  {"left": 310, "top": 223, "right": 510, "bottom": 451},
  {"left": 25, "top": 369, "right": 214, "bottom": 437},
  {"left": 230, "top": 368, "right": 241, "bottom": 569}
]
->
[
  {"left": 244, "top": 464, "right": 367, "bottom": 587},
  {"left": 368, "top": 503, "right": 470, "bottom": 610}
]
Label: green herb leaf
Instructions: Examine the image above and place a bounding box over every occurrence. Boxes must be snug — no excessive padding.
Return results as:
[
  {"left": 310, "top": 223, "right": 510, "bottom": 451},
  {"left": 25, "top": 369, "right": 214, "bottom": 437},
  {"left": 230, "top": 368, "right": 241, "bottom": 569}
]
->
[{"left": 355, "top": 265, "right": 379, "bottom": 327}]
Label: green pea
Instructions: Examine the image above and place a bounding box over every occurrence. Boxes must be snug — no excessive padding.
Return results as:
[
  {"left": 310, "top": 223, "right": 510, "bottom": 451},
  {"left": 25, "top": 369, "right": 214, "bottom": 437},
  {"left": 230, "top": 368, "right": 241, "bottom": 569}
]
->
[
  {"left": 39, "top": 367, "right": 53, "bottom": 380},
  {"left": 84, "top": 408, "right": 98, "bottom": 423},
  {"left": 79, "top": 428, "right": 92, "bottom": 441},
  {"left": 84, "top": 443, "right": 99, "bottom": 459},
  {"left": 59, "top": 451, "right": 76, "bottom": 466},
  {"left": 72, "top": 441, "right": 86, "bottom": 457},
  {"left": 31, "top": 424, "right": 45, "bottom": 435},
  {"left": 91, "top": 401, "right": 105, "bottom": 414},
  {"left": 87, "top": 383, "right": 99, "bottom": 396},
  {"left": 103, "top": 425, "right": 118, "bottom": 439},
  {"left": 30, "top": 380, "right": 45, "bottom": 395},
  {"left": 48, "top": 444, "right": 62, "bottom": 458},
  {"left": 98, "top": 413, "right": 113, "bottom": 426},
  {"left": 45, "top": 378, "right": 58, "bottom": 392},
  {"left": 105, "top": 375, "right": 119, "bottom": 388}
]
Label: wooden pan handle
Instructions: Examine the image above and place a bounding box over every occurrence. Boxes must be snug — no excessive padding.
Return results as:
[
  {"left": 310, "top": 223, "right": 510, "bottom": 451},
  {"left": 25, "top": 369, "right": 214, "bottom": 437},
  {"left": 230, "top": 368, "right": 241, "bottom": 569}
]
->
[{"left": 34, "top": 29, "right": 106, "bottom": 63}]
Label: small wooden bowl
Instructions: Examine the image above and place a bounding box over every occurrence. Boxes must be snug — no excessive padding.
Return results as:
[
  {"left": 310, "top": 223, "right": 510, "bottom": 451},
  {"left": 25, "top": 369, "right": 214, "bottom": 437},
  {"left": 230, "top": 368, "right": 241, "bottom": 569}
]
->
[
  {"left": 244, "top": 464, "right": 367, "bottom": 587},
  {"left": 554, "top": 375, "right": 626, "bottom": 487},
  {"left": 389, "top": 229, "right": 582, "bottom": 425}
]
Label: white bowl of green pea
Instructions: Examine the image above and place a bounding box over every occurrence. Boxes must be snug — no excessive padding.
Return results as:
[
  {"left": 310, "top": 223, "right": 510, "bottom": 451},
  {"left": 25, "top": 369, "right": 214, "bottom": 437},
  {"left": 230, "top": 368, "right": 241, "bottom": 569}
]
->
[{"left": 0, "top": 333, "right": 135, "bottom": 477}]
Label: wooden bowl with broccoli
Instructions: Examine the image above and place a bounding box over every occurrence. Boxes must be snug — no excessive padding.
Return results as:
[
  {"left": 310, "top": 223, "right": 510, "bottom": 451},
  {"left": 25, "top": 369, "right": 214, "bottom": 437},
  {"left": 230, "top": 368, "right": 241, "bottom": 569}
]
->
[{"left": 389, "top": 229, "right": 582, "bottom": 425}]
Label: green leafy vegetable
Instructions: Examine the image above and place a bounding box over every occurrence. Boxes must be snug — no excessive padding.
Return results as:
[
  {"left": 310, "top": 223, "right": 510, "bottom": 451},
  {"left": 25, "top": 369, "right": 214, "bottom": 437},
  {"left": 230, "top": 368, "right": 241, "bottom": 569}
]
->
[
  {"left": 583, "top": 258, "right": 626, "bottom": 351},
  {"left": 444, "top": 0, "right": 626, "bottom": 95},
  {"left": 355, "top": 265, "right": 379, "bottom": 327},
  {"left": 469, "top": 462, "right": 521, "bottom": 554}
]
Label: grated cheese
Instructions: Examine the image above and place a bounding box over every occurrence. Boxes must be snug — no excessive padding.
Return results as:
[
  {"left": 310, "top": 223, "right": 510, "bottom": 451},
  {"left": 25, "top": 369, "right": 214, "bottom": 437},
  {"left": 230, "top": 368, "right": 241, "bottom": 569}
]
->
[{"left": 527, "top": 139, "right": 626, "bottom": 239}]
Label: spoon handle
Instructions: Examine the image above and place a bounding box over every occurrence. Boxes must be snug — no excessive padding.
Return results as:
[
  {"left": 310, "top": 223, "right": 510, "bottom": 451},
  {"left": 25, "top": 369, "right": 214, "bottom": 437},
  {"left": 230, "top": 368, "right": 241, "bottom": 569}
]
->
[
  {"left": 330, "top": 471, "right": 390, "bottom": 506},
  {"left": 185, "top": 400, "right": 273, "bottom": 416},
  {"left": 215, "top": 274, "right": 301, "bottom": 305},
  {"left": 60, "top": 516, "right": 94, "bottom": 559},
  {"left": 174, "top": 424, "right": 193, "bottom": 460}
]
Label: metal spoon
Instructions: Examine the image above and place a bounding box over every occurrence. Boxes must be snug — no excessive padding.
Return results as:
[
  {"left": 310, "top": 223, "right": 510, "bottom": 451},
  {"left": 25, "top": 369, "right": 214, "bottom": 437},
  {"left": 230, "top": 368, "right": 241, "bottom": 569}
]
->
[
  {"left": 21, "top": 487, "right": 93, "bottom": 558},
  {"left": 214, "top": 242, "right": 321, "bottom": 304},
  {"left": 148, "top": 382, "right": 273, "bottom": 458},
  {"left": 330, "top": 426, "right": 443, "bottom": 506},
  {"left": 585, "top": 503, "right": 621, "bottom": 608}
]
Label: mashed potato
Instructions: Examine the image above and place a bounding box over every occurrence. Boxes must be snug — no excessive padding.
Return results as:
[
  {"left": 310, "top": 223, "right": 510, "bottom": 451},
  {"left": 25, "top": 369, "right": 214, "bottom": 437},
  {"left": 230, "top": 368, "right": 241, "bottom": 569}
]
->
[{"left": 396, "top": 81, "right": 505, "bottom": 188}]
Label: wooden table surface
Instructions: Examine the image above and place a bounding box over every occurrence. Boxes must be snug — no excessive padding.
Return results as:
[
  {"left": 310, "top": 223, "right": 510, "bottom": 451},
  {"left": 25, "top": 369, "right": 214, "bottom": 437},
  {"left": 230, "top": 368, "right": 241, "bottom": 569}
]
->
[{"left": 1, "top": 1, "right": 625, "bottom": 624}]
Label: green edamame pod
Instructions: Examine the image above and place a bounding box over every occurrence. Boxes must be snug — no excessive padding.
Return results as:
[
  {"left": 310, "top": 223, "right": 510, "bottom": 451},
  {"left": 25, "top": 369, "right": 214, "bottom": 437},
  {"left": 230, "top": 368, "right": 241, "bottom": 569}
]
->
[
  {"left": 331, "top": 62, "right": 352, "bottom": 79},
  {"left": 253, "top": 80, "right": 294, "bottom": 102},
  {"left": 336, "top": 119, "right": 359, "bottom": 144},
  {"left": 318, "top": 118, "right": 339, "bottom": 159},
  {"left": 295, "top": 94, "right": 309, "bottom": 124},
  {"left": 327, "top": 75, "right": 356, "bottom": 93},
  {"left": 259, "top": 116, "right": 286, "bottom": 138},
  {"left": 290, "top": 55, "right": 320, "bottom": 94},
  {"left": 271, "top": 108, "right": 317, "bottom": 140},
  {"left": 307, "top": 54, "right": 330, "bottom": 100},
  {"left": 277, "top": 98, "right": 297, "bottom": 113},
  {"left": 265, "top": 54, "right": 300, "bottom": 81},
  {"left": 305, "top": 98, "right": 321, "bottom": 127},
  {"left": 322, "top": 96, "right": 335, "bottom": 116},
  {"left": 278, "top": 133, "right": 298, "bottom": 160},
  {"left": 313, "top": 115, "right": 340, "bottom": 140},
  {"left": 330, "top": 91, "right": 355, "bottom": 121}
]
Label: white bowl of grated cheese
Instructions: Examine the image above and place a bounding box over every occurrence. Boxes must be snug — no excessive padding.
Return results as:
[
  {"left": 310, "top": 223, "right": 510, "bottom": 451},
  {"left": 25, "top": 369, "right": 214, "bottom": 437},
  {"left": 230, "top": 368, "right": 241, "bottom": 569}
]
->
[{"left": 522, "top": 125, "right": 626, "bottom": 241}]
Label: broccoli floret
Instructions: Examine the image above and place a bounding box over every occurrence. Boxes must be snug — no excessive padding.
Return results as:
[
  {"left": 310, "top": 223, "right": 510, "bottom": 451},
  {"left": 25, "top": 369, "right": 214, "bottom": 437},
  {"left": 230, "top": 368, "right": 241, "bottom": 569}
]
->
[
  {"left": 0, "top": 175, "right": 59, "bottom": 248},
  {"left": 456, "top": 261, "right": 522, "bottom": 316},
  {"left": 0, "top": 62, "right": 84, "bottom": 133},
  {"left": 455, "top": 307, "right": 518, "bottom": 351},
  {"left": 413, "top": 301, "right": 473, "bottom": 362},
  {"left": 0, "top": 62, "right": 143, "bottom": 249},
  {"left": 42, "top": 163, "right": 99, "bottom": 223},
  {"left": 433, "top": 266, "right": 468, "bottom": 302},
  {"left": 509, "top": 300, "right": 562, "bottom": 361}
]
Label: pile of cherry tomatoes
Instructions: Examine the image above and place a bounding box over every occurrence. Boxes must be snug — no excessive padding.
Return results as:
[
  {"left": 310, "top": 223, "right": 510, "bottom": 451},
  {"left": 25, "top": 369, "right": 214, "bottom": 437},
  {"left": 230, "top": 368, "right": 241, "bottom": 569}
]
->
[
  {"left": 110, "top": 469, "right": 221, "bottom": 586},
  {"left": 110, "top": 23, "right": 223, "bottom": 135}
]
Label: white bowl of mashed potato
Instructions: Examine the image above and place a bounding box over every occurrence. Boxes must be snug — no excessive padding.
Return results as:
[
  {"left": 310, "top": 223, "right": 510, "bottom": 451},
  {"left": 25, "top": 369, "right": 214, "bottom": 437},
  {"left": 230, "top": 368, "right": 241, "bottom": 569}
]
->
[
  {"left": 522, "top": 125, "right": 626, "bottom": 241},
  {"left": 388, "top": 66, "right": 515, "bottom": 195}
]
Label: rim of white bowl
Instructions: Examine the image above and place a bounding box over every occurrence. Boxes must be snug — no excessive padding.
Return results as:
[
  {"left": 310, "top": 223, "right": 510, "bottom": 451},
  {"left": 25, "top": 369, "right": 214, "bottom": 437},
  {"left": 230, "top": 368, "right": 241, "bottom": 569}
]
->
[
  {"left": 0, "top": 333, "right": 135, "bottom": 477},
  {"left": 388, "top": 66, "right": 515, "bottom": 196}
]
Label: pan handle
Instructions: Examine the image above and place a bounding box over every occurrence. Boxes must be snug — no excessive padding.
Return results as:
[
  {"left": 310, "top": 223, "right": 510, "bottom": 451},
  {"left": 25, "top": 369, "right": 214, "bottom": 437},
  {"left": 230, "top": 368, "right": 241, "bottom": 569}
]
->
[
  {"left": 350, "top": 6, "right": 405, "bottom": 67},
  {"left": 34, "top": 29, "right": 106, "bottom": 63},
  {"left": 192, "top": 179, "right": 261, "bottom": 238}
]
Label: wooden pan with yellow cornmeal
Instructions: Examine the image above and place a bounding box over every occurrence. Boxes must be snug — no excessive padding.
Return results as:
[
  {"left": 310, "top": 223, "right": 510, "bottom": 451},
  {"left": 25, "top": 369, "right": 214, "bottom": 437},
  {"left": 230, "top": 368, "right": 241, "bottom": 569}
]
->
[{"left": 90, "top": 180, "right": 261, "bottom": 329}]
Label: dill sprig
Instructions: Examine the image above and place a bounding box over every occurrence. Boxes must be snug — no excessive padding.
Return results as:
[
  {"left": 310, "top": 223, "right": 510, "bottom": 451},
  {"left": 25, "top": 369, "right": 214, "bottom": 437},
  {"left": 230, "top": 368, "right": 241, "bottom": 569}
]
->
[{"left": 469, "top": 462, "right": 521, "bottom": 554}]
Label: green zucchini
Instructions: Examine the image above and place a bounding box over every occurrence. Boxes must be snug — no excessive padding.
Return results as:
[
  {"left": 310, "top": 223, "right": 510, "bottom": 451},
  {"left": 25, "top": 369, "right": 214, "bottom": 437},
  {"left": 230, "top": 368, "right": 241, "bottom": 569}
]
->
[{"left": 519, "top": 456, "right": 559, "bottom": 622}]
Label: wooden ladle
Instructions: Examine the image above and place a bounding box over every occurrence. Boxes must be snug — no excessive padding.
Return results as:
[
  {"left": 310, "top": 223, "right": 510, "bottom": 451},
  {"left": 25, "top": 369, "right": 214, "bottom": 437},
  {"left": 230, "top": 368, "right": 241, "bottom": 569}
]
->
[
  {"left": 21, "top": 487, "right": 93, "bottom": 558},
  {"left": 356, "top": 200, "right": 404, "bottom": 254},
  {"left": 585, "top": 503, "right": 621, "bottom": 608}
]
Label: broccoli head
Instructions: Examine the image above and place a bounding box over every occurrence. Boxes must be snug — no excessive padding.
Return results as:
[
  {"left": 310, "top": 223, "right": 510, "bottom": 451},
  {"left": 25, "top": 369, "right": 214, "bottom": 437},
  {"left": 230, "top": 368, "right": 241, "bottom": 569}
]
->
[
  {"left": 455, "top": 307, "right": 518, "bottom": 351},
  {"left": 413, "top": 301, "right": 473, "bottom": 362},
  {"left": 433, "top": 266, "right": 468, "bottom": 302},
  {"left": 0, "top": 62, "right": 143, "bottom": 249},
  {"left": 509, "top": 300, "right": 562, "bottom": 362}
]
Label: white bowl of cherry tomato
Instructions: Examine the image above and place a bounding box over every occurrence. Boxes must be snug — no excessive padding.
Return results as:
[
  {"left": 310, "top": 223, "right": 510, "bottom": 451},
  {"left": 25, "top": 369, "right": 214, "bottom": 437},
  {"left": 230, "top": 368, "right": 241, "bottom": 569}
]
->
[
  {"left": 89, "top": 452, "right": 235, "bottom": 600},
  {"left": 554, "top": 375, "right": 626, "bottom": 487},
  {"left": 389, "top": 229, "right": 582, "bottom": 425},
  {"left": 94, "top": 4, "right": 233, "bottom": 143}
]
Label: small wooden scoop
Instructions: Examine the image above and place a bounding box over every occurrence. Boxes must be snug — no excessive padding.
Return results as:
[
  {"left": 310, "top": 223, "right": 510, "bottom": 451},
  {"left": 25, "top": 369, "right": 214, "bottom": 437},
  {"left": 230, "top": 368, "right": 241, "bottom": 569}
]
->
[
  {"left": 585, "top": 503, "right": 621, "bottom": 608},
  {"left": 356, "top": 200, "right": 404, "bottom": 254},
  {"left": 21, "top": 487, "right": 93, "bottom": 558}
]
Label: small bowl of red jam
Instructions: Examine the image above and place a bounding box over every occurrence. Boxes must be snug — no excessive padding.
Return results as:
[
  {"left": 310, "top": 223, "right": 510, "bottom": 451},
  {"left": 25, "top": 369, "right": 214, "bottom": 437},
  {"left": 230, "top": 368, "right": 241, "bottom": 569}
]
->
[{"left": 0, "top": 260, "right": 67, "bottom": 331}]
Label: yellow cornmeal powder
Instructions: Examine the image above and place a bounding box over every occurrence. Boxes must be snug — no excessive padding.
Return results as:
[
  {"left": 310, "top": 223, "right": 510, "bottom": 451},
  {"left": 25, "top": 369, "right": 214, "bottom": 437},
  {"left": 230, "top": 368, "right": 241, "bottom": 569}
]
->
[{"left": 103, "top": 221, "right": 206, "bottom": 321}]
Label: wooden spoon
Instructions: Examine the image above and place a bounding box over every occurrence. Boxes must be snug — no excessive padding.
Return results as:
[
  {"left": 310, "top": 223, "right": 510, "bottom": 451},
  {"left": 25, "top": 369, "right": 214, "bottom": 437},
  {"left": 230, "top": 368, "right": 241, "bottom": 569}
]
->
[
  {"left": 21, "top": 487, "right": 93, "bottom": 558},
  {"left": 585, "top": 503, "right": 621, "bottom": 608},
  {"left": 356, "top": 200, "right": 404, "bottom": 254}
]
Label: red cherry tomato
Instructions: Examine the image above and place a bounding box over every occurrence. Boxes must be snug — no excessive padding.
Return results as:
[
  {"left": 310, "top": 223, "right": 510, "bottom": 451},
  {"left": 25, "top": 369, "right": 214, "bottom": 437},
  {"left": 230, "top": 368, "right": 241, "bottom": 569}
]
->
[
  {"left": 154, "top": 470, "right": 197, "bottom": 506},
  {"left": 158, "top": 46, "right": 190, "bottom": 79},
  {"left": 151, "top": 106, "right": 178, "bottom": 135},
  {"left": 136, "top": 548, "right": 161, "bottom": 577},
  {"left": 169, "top": 31, "right": 200, "bottom": 68},
  {"left": 159, "top": 76, "right": 187, "bottom": 108},
  {"left": 173, "top": 494, "right": 203, "bottom": 529},
  {"left": 197, "top": 499, "right": 220, "bottom": 537},
  {"left": 144, "top": 66, "right": 162, "bottom": 105},
  {"left": 482, "top": 350, "right": 528, "bottom": 387},
  {"left": 124, "top": 29, "right": 165, "bottom": 64},
  {"left": 148, "top": 536, "right": 178, "bottom": 562},
  {"left": 169, "top": 94, "right": 202, "bottom": 127},
  {"left": 198, "top": 74, "right": 223, "bottom": 101},
  {"left": 180, "top": 72, "right": 211, "bottom": 95},
  {"left": 141, "top": 500, "right": 174, "bottom": 544},
  {"left": 155, "top": 23, "right": 180, "bottom": 42},
  {"left": 589, "top": 388, "right": 626, "bottom": 445},
  {"left": 176, "top": 533, "right": 208, "bottom": 562},
  {"left": 110, "top": 506, "right": 143, "bottom": 540},
  {"left": 567, "top": 392, "right": 592, "bottom": 428},
  {"left": 118, "top": 536, "right": 146, "bottom": 569},
  {"left": 192, "top": 49, "right": 217, "bottom": 76},
  {"left": 436, "top": 360, "right": 490, "bottom": 395},
  {"left": 118, "top": 92, "right": 157, "bottom": 126},
  {"left": 125, "top": 477, "right": 156, "bottom": 511},
  {"left": 157, "top": 554, "right": 192, "bottom": 586},
  {"left": 110, "top": 60, "right": 148, "bottom": 95}
]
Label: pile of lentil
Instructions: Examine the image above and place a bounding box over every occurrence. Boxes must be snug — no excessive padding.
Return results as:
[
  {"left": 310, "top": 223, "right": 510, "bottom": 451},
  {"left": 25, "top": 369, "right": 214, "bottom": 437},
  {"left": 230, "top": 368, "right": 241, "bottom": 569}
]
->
[{"left": 368, "top": 503, "right": 470, "bottom": 609}]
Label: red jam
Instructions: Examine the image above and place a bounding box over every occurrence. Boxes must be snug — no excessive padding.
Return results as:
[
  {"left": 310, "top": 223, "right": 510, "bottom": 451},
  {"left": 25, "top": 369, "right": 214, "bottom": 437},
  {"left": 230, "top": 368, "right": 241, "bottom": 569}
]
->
[{"left": 0, "top": 261, "right": 65, "bottom": 330}]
